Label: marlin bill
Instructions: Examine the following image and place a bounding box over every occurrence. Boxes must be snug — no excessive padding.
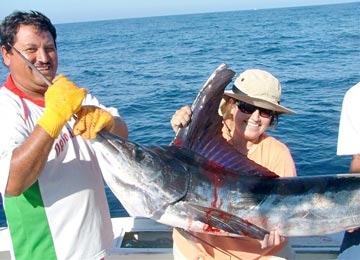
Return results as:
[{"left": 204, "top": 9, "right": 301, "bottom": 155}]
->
[{"left": 93, "top": 64, "right": 360, "bottom": 239}]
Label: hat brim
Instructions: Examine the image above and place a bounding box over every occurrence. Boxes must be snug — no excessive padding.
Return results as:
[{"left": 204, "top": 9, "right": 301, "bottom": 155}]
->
[{"left": 224, "top": 90, "right": 295, "bottom": 114}]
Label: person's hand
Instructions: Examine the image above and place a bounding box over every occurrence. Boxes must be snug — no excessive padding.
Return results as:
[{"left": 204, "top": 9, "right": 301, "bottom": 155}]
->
[
  {"left": 170, "top": 106, "right": 192, "bottom": 132},
  {"left": 73, "top": 105, "right": 114, "bottom": 139},
  {"left": 347, "top": 228, "right": 360, "bottom": 233},
  {"left": 259, "top": 230, "right": 285, "bottom": 249},
  {"left": 37, "top": 74, "right": 87, "bottom": 138}
]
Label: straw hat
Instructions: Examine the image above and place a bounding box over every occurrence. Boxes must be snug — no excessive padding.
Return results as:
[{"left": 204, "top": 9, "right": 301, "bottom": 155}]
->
[{"left": 218, "top": 69, "right": 295, "bottom": 116}]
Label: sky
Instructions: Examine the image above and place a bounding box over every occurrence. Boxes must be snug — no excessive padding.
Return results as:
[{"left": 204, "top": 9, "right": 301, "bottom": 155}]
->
[{"left": 0, "top": 0, "right": 356, "bottom": 24}]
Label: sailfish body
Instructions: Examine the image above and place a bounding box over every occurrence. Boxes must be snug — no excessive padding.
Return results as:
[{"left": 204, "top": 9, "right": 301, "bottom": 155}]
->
[{"left": 93, "top": 64, "right": 360, "bottom": 239}]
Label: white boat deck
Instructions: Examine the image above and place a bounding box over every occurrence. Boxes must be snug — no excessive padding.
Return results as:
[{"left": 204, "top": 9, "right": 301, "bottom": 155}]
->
[{"left": 0, "top": 217, "right": 344, "bottom": 260}]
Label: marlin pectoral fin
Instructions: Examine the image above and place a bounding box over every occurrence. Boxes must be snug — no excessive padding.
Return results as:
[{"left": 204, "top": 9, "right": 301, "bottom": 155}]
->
[{"left": 188, "top": 203, "right": 269, "bottom": 240}]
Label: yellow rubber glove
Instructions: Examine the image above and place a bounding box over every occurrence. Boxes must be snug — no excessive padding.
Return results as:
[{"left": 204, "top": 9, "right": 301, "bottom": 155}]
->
[
  {"left": 73, "top": 105, "right": 115, "bottom": 139},
  {"left": 37, "top": 74, "right": 87, "bottom": 138}
]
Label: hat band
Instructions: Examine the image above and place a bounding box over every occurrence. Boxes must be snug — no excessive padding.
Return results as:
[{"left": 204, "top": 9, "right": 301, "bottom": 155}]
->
[
  {"left": 231, "top": 84, "right": 280, "bottom": 105},
  {"left": 232, "top": 84, "right": 243, "bottom": 95}
]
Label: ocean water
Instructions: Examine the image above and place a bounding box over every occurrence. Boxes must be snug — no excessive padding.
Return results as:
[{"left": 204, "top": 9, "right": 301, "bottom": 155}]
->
[{"left": 0, "top": 2, "right": 359, "bottom": 227}]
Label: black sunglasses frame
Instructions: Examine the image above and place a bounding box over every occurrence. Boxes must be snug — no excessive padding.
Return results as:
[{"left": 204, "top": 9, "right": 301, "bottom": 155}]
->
[{"left": 236, "top": 101, "right": 275, "bottom": 118}]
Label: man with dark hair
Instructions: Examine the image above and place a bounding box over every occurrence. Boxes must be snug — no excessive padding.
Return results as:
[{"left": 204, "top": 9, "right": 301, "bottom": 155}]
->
[{"left": 0, "top": 11, "right": 128, "bottom": 260}]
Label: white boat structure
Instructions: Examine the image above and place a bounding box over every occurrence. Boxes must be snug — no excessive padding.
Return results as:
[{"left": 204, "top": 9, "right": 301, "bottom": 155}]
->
[{"left": 0, "top": 217, "right": 343, "bottom": 260}]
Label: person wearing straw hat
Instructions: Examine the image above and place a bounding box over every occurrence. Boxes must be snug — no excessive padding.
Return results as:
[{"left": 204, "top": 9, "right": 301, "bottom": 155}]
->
[{"left": 170, "top": 68, "right": 297, "bottom": 260}]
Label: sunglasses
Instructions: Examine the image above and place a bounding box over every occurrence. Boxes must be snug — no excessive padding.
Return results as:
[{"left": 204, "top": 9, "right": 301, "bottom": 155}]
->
[{"left": 237, "top": 101, "right": 274, "bottom": 118}]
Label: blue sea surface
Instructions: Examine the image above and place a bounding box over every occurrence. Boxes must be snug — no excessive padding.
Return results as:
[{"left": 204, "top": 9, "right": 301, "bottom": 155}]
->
[{"left": 0, "top": 2, "right": 359, "bottom": 227}]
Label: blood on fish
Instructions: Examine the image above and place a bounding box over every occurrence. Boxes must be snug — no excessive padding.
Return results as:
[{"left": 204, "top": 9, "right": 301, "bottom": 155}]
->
[{"left": 203, "top": 224, "right": 221, "bottom": 233}]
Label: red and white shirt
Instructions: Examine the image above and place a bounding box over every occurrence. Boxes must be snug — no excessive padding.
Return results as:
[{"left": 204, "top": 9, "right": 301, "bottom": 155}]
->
[{"left": 0, "top": 75, "right": 117, "bottom": 260}]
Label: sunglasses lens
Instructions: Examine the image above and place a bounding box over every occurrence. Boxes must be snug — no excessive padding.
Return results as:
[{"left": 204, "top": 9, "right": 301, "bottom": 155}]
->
[
  {"left": 237, "top": 101, "right": 274, "bottom": 118},
  {"left": 238, "top": 102, "right": 254, "bottom": 114},
  {"left": 259, "top": 109, "right": 273, "bottom": 118}
]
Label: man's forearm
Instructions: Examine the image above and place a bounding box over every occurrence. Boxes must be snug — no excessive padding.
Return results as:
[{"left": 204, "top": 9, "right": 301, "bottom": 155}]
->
[{"left": 6, "top": 126, "right": 54, "bottom": 196}]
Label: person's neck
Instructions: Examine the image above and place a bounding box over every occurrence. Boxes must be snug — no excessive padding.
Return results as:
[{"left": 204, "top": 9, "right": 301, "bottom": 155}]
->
[{"left": 5, "top": 74, "right": 45, "bottom": 106}]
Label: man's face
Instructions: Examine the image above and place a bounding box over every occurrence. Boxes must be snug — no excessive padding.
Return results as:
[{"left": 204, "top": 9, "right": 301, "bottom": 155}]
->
[{"left": 1, "top": 24, "right": 58, "bottom": 99}]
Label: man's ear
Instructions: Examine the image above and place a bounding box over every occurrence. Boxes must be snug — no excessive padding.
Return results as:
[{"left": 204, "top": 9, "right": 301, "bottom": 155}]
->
[{"left": 1, "top": 45, "right": 11, "bottom": 66}]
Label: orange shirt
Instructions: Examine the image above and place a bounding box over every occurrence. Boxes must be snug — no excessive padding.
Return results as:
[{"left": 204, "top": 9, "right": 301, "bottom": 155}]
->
[
  {"left": 173, "top": 133, "right": 297, "bottom": 260},
  {"left": 173, "top": 228, "right": 291, "bottom": 260},
  {"left": 247, "top": 134, "right": 297, "bottom": 178}
]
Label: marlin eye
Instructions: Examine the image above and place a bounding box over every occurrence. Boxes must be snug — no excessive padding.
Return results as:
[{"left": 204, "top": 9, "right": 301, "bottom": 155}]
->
[{"left": 132, "top": 147, "right": 145, "bottom": 161}]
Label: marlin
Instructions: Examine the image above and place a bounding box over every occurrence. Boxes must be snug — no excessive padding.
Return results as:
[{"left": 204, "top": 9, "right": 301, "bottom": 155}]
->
[{"left": 93, "top": 64, "right": 360, "bottom": 239}]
